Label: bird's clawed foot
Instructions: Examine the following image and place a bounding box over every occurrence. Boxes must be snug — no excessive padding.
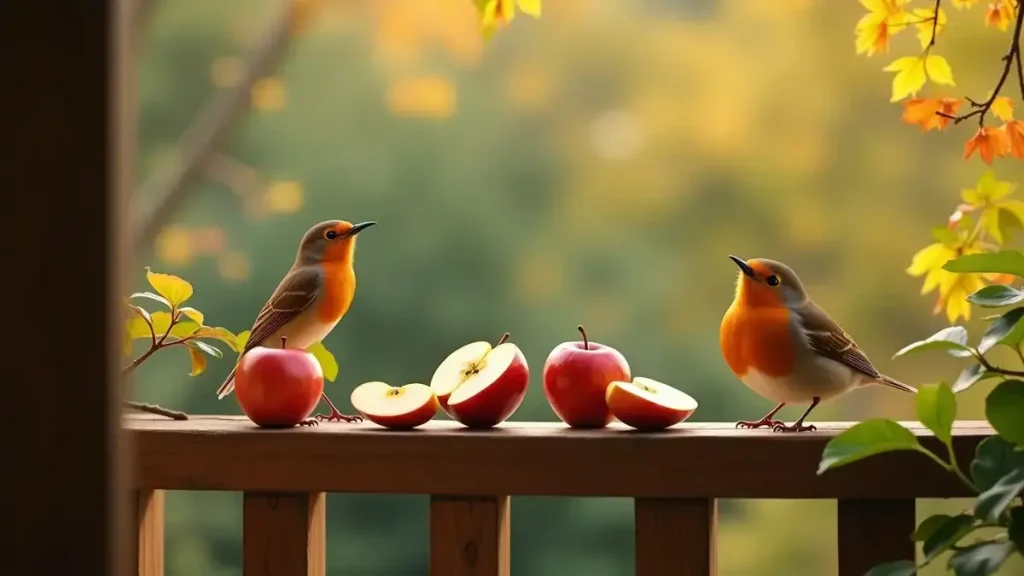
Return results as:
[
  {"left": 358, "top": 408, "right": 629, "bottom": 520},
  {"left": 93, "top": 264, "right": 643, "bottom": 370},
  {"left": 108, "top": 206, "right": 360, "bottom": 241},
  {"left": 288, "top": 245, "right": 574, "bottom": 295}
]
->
[
  {"left": 298, "top": 418, "right": 319, "bottom": 427},
  {"left": 314, "top": 410, "right": 363, "bottom": 423},
  {"left": 735, "top": 418, "right": 785, "bottom": 430},
  {"left": 772, "top": 422, "right": 817, "bottom": 433}
]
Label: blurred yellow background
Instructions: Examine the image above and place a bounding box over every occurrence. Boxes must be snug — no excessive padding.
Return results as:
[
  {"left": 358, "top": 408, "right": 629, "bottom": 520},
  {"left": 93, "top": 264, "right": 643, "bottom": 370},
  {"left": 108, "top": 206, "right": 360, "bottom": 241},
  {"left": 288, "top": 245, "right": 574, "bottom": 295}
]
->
[{"left": 129, "top": 0, "right": 1023, "bottom": 574}]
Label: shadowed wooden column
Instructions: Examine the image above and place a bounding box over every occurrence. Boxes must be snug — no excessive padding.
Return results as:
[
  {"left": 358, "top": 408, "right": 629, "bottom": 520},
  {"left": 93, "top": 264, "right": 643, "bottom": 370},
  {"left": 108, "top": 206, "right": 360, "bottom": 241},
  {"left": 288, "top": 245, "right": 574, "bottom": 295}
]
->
[
  {"left": 838, "top": 498, "right": 916, "bottom": 576},
  {"left": 243, "top": 492, "right": 326, "bottom": 576},
  {"left": 430, "top": 495, "right": 510, "bottom": 576},
  {"left": 136, "top": 490, "right": 165, "bottom": 575},
  {"left": 635, "top": 498, "right": 716, "bottom": 576}
]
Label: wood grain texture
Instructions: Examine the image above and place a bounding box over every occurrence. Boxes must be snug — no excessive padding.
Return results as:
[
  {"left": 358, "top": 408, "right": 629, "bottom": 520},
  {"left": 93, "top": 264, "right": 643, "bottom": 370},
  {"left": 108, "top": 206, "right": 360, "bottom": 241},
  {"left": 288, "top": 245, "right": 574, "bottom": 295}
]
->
[
  {"left": 430, "top": 496, "right": 510, "bottom": 576},
  {"left": 130, "top": 417, "right": 987, "bottom": 498},
  {"left": 243, "top": 492, "right": 326, "bottom": 576},
  {"left": 635, "top": 498, "right": 716, "bottom": 576},
  {"left": 136, "top": 490, "right": 165, "bottom": 576},
  {"left": 837, "top": 498, "right": 916, "bottom": 576}
]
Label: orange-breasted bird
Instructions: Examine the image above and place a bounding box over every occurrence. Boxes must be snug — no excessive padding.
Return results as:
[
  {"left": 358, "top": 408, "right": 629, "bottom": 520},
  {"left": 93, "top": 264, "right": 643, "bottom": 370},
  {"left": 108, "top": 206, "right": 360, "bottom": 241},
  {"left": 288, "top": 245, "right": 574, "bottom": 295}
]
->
[
  {"left": 216, "top": 219, "right": 376, "bottom": 423},
  {"left": 719, "top": 256, "right": 915, "bottom": 433}
]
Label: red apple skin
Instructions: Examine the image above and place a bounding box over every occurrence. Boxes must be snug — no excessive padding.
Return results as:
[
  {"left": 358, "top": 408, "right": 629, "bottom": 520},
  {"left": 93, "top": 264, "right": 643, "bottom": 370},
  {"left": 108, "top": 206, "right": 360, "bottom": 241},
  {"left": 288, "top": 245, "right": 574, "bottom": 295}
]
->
[
  {"left": 363, "top": 396, "right": 440, "bottom": 430},
  {"left": 435, "top": 391, "right": 454, "bottom": 418},
  {"left": 447, "top": 347, "right": 530, "bottom": 429},
  {"left": 605, "top": 384, "right": 695, "bottom": 432},
  {"left": 543, "top": 341, "right": 630, "bottom": 428},
  {"left": 234, "top": 346, "right": 324, "bottom": 428}
]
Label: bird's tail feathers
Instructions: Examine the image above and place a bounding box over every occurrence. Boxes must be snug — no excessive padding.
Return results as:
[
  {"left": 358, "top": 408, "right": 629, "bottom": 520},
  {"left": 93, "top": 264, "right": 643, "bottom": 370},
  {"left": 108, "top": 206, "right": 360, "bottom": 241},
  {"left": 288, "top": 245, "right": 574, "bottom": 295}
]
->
[
  {"left": 878, "top": 374, "right": 916, "bottom": 393},
  {"left": 216, "top": 366, "right": 236, "bottom": 399}
]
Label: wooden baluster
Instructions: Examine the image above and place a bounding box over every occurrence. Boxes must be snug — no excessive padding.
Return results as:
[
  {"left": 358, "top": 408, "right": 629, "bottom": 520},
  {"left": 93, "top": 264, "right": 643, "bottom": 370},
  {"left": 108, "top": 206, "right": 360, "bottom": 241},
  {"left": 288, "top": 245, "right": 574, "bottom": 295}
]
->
[
  {"left": 135, "top": 490, "right": 165, "bottom": 576},
  {"left": 430, "top": 495, "right": 510, "bottom": 576},
  {"left": 837, "top": 498, "right": 916, "bottom": 576},
  {"left": 243, "top": 492, "right": 326, "bottom": 576},
  {"left": 635, "top": 498, "right": 716, "bottom": 576}
]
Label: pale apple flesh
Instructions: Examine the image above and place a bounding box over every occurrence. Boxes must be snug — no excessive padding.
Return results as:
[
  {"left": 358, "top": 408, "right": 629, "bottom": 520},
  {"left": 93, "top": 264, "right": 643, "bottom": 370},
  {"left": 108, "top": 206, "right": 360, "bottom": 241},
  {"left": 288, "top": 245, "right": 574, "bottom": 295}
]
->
[
  {"left": 436, "top": 342, "right": 530, "bottom": 428},
  {"left": 350, "top": 381, "right": 439, "bottom": 429},
  {"left": 429, "top": 341, "right": 493, "bottom": 416},
  {"left": 605, "top": 376, "right": 698, "bottom": 431}
]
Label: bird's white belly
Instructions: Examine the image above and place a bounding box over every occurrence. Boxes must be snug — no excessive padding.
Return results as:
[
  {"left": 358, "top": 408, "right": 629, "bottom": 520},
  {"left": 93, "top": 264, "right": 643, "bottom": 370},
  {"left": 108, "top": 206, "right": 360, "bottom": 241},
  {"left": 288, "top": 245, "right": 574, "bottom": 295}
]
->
[
  {"left": 260, "top": 309, "right": 340, "bottom": 350},
  {"left": 740, "top": 355, "right": 862, "bottom": 404}
]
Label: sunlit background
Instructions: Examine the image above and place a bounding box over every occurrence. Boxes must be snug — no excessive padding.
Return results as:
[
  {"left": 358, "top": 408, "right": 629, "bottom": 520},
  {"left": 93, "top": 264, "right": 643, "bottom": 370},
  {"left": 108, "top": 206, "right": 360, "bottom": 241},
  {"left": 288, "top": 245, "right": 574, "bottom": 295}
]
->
[{"left": 129, "top": 0, "right": 1023, "bottom": 574}]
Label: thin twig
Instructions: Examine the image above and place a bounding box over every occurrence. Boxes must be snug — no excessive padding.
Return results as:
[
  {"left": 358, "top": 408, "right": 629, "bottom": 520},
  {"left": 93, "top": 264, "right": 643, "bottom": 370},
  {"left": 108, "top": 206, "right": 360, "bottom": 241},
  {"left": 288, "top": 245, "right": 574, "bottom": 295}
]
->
[
  {"left": 927, "top": 0, "right": 942, "bottom": 50},
  {"left": 977, "top": 353, "right": 1024, "bottom": 377},
  {"left": 125, "top": 401, "right": 189, "bottom": 420},
  {"left": 128, "top": 0, "right": 296, "bottom": 250}
]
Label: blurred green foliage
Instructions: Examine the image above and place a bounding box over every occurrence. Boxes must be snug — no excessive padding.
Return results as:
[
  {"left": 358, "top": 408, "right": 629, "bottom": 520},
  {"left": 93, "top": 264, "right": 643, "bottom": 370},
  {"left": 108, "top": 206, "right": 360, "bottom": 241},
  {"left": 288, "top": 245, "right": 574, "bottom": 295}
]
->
[{"left": 128, "top": 0, "right": 1023, "bottom": 574}]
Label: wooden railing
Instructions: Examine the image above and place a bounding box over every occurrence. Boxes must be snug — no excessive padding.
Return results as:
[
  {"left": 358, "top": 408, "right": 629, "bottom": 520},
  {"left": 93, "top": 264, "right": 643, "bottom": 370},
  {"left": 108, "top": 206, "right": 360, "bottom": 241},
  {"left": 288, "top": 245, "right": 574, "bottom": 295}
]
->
[{"left": 127, "top": 416, "right": 991, "bottom": 575}]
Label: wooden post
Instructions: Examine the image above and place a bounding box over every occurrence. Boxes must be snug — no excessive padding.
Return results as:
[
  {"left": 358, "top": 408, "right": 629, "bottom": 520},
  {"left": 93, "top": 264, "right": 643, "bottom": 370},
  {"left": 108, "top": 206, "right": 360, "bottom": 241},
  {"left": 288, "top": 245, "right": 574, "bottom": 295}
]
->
[
  {"left": 837, "top": 498, "right": 916, "bottom": 575},
  {"left": 135, "top": 490, "right": 165, "bottom": 575},
  {"left": 243, "top": 492, "right": 326, "bottom": 576},
  {"left": 635, "top": 498, "right": 717, "bottom": 576},
  {"left": 430, "top": 495, "right": 510, "bottom": 576}
]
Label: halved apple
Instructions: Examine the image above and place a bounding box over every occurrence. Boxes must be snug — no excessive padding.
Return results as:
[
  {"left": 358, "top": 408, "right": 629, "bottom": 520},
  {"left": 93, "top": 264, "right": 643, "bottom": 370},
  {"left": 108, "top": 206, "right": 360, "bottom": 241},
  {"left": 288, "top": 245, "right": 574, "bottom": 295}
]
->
[
  {"left": 350, "top": 381, "right": 439, "bottom": 429},
  {"left": 429, "top": 333, "right": 529, "bottom": 428},
  {"left": 605, "top": 376, "right": 697, "bottom": 431}
]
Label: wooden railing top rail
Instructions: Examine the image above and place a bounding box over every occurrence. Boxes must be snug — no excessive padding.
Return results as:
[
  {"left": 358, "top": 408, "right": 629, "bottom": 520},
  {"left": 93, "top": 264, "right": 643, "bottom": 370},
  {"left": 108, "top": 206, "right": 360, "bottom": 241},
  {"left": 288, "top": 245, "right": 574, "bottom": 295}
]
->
[{"left": 128, "top": 415, "right": 991, "bottom": 499}]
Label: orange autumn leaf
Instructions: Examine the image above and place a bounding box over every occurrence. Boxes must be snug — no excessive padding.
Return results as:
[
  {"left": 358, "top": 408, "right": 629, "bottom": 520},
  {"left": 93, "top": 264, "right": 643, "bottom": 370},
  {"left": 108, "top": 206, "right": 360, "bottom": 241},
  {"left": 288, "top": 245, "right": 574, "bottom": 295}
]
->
[
  {"left": 985, "top": 1, "right": 1015, "bottom": 31},
  {"left": 1005, "top": 120, "right": 1024, "bottom": 159},
  {"left": 902, "top": 97, "right": 961, "bottom": 131},
  {"left": 964, "top": 126, "right": 1010, "bottom": 164}
]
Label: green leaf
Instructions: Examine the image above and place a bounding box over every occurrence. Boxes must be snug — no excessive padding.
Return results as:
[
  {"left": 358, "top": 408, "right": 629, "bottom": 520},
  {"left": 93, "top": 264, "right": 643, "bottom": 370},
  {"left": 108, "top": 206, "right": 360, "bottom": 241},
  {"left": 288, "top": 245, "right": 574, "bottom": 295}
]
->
[
  {"left": 893, "top": 326, "right": 973, "bottom": 359},
  {"left": 972, "top": 435, "right": 1024, "bottom": 492},
  {"left": 865, "top": 560, "right": 917, "bottom": 576},
  {"left": 986, "top": 379, "right": 1024, "bottom": 446},
  {"left": 974, "top": 467, "right": 1024, "bottom": 522},
  {"left": 916, "top": 382, "right": 957, "bottom": 444},
  {"left": 306, "top": 341, "right": 338, "bottom": 382},
  {"left": 817, "top": 419, "right": 921, "bottom": 474},
  {"left": 130, "top": 291, "right": 171, "bottom": 309},
  {"left": 967, "top": 285, "right": 1024, "bottom": 308},
  {"left": 144, "top": 267, "right": 194, "bottom": 308},
  {"left": 978, "top": 308, "right": 1024, "bottom": 354},
  {"left": 947, "top": 541, "right": 1014, "bottom": 576},
  {"left": 1008, "top": 507, "right": 1024, "bottom": 551},
  {"left": 922, "top": 514, "right": 975, "bottom": 563},
  {"left": 185, "top": 343, "right": 207, "bottom": 377},
  {"left": 914, "top": 514, "right": 956, "bottom": 542},
  {"left": 942, "top": 250, "right": 1024, "bottom": 277},
  {"left": 192, "top": 326, "right": 241, "bottom": 353},
  {"left": 953, "top": 364, "right": 992, "bottom": 394},
  {"left": 190, "top": 340, "right": 222, "bottom": 358},
  {"left": 126, "top": 311, "right": 198, "bottom": 340},
  {"left": 178, "top": 306, "right": 204, "bottom": 325}
]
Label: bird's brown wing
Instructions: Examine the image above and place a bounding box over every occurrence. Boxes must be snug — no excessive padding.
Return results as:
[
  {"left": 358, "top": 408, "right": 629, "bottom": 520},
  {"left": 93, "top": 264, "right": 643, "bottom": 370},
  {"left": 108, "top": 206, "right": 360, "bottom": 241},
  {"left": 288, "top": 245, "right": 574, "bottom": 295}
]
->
[
  {"left": 242, "top": 265, "right": 322, "bottom": 354},
  {"left": 796, "top": 300, "right": 882, "bottom": 380}
]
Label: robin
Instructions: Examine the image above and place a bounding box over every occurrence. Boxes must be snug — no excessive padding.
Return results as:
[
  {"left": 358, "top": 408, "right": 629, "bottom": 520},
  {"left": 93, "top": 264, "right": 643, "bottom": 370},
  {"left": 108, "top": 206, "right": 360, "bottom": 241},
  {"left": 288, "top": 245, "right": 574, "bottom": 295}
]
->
[
  {"left": 719, "top": 255, "right": 915, "bottom": 432},
  {"left": 216, "top": 219, "right": 376, "bottom": 423}
]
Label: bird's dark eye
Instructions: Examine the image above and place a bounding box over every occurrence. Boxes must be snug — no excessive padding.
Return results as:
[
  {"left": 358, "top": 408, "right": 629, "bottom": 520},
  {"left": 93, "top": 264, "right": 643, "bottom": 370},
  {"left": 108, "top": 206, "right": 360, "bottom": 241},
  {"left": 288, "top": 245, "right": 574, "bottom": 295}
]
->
[
  {"left": 765, "top": 275, "right": 780, "bottom": 287},
  {"left": 325, "top": 230, "right": 338, "bottom": 240}
]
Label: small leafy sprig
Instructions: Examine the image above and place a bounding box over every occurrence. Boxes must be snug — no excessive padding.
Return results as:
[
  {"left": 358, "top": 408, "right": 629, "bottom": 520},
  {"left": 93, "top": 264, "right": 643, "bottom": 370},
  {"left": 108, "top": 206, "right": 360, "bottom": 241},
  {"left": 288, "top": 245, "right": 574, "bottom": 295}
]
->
[
  {"left": 855, "top": 0, "right": 1024, "bottom": 164},
  {"left": 819, "top": 251, "right": 1024, "bottom": 576},
  {"left": 124, "top": 268, "right": 241, "bottom": 419},
  {"left": 907, "top": 170, "right": 1024, "bottom": 323}
]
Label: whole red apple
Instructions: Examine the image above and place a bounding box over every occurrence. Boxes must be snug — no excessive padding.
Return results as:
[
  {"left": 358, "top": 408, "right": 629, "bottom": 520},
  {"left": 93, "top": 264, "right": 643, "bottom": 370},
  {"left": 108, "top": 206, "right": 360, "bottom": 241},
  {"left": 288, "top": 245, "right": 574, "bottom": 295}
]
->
[
  {"left": 235, "top": 336, "right": 325, "bottom": 428},
  {"left": 543, "top": 325, "right": 631, "bottom": 428}
]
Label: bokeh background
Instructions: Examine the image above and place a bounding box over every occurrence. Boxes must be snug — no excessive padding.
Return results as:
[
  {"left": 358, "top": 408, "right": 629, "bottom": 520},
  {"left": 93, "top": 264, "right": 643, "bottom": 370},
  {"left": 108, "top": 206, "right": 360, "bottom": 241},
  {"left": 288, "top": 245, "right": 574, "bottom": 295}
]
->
[{"left": 128, "top": 0, "right": 1024, "bottom": 574}]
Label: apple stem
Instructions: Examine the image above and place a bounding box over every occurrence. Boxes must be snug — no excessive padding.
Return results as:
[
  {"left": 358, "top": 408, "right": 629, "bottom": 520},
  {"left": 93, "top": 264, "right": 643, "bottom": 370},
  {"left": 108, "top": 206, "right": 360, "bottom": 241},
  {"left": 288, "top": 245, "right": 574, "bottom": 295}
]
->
[
  {"left": 577, "top": 325, "right": 589, "bottom": 350},
  {"left": 280, "top": 335, "right": 287, "bottom": 349},
  {"left": 496, "top": 332, "right": 510, "bottom": 347}
]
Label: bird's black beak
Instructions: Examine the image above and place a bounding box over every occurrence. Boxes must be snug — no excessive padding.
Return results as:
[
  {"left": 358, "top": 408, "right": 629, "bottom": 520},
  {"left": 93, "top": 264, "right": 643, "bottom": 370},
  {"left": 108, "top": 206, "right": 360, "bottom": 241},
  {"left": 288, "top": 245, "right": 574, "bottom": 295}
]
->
[
  {"left": 729, "top": 255, "right": 756, "bottom": 278},
  {"left": 345, "top": 221, "right": 377, "bottom": 237}
]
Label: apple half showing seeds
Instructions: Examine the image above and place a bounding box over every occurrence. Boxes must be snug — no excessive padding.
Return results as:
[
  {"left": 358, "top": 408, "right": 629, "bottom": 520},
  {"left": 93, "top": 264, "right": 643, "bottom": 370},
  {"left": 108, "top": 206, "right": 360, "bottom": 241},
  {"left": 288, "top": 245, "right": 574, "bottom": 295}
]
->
[
  {"left": 429, "top": 334, "right": 530, "bottom": 429},
  {"left": 605, "top": 377, "right": 698, "bottom": 431},
  {"left": 350, "top": 381, "right": 439, "bottom": 430}
]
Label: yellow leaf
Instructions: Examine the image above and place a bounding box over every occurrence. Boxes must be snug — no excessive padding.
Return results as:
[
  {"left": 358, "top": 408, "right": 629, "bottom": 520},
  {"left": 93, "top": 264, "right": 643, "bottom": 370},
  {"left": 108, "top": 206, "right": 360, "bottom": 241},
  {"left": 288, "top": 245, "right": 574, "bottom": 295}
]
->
[
  {"left": 913, "top": 6, "right": 946, "bottom": 48},
  {"left": 515, "top": 0, "right": 542, "bottom": 17},
  {"left": 981, "top": 206, "right": 1005, "bottom": 243},
  {"left": 924, "top": 55, "right": 955, "bottom": 86},
  {"left": 178, "top": 306, "right": 204, "bottom": 326},
  {"left": 126, "top": 311, "right": 199, "bottom": 340},
  {"left": 992, "top": 96, "right": 1014, "bottom": 121},
  {"left": 187, "top": 345, "right": 207, "bottom": 377},
  {"left": 906, "top": 242, "right": 955, "bottom": 278},
  {"left": 193, "top": 326, "right": 242, "bottom": 353},
  {"left": 975, "top": 170, "right": 1015, "bottom": 202},
  {"left": 1000, "top": 199, "right": 1024, "bottom": 228},
  {"left": 236, "top": 330, "right": 251, "bottom": 348},
  {"left": 145, "top": 267, "right": 193, "bottom": 308},
  {"left": 305, "top": 341, "right": 339, "bottom": 382},
  {"left": 884, "top": 57, "right": 926, "bottom": 102}
]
